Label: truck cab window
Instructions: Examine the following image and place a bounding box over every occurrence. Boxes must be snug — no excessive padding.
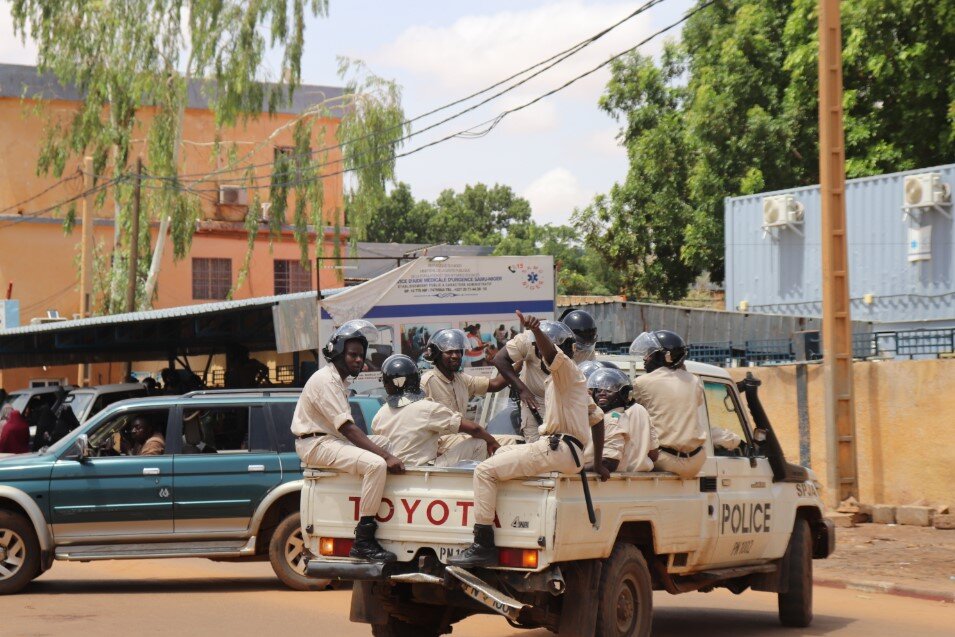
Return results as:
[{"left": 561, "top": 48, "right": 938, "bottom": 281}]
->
[{"left": 702, "top": 381, "right": 751, "bottom": 457}]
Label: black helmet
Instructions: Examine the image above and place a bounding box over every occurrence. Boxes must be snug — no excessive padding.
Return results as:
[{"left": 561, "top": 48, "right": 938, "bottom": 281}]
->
[
  {"left": 561, "top": 309, "right": 598, "bottom": 352},
  {"left": 423, "top": 328, "right": 470, "bottom": 364},
  {"left": 323, "top": 320, "right": 378, "bottom": 364},
  {"left": 381, "top": 354, "right": 424, "bottom": 406},
  {"left": 578, "top": 359, "right": 620, "bottom": 379},
  {"left": 587, "top": 367, "right": 632, "bottom": 409},
  {"left": 529, "top": 320, "right": 576, "bottom": 358},
  {"left": 629, "top": 330, "right": 687, "bottom": 372}
]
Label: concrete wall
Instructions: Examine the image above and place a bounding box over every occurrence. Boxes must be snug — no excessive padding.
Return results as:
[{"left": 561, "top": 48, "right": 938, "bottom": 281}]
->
[{"left": 728, "top": 359, "right": 955, "bottom": 507}]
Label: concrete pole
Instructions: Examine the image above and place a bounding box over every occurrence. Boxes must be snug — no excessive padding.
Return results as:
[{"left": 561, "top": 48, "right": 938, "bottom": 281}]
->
[
  {"left": 77, "top": 156, "right": 95, "bottom": 386},
  {"left": 124, "top": 157, "right": 143, "bottom": 378},
  {"left": 818, "top": 0, "right": 858, "bottom": 506}
]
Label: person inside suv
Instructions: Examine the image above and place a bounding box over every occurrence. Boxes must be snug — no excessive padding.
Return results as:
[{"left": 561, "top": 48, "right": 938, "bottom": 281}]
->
[{"left": 129, "top": 417, "right": 165, "bottom": 456}]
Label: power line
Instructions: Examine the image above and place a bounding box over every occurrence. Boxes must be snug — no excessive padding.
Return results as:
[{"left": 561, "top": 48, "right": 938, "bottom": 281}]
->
[
  {"left": 158, "top": 0, "right": 672, "bottom": 184},
  {"left": 0, "top": 172, "right": 81, "bottom": 217},
  {"left": 0, "top": 176, "right": 125, "bottom": 231}
]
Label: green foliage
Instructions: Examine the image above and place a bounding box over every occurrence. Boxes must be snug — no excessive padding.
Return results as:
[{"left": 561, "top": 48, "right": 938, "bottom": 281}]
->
[
  {"left": 11, "top": 1, "right": 406, "bottom": 312},
  {"left": 579, "top": 0, "right": 955, "bottom": 300}
]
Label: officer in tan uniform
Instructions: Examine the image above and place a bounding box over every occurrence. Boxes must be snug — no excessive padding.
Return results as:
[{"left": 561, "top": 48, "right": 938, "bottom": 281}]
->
[
  {"left": 630, "top": 330, "right": 707, "bottom": 479},
  {"left": 583, "top": 368, "right": 656, "bottom": 473},
  {"left": 292, "top": 320, "right": 405, "bottom": 563},
  {"left": 421, "top": 328, "right": 519, "bottom": 448},
  {"left": 373, "top": 354, "right": 500, "bottom": 466},
  {"left": 450, "top": 312, "right": 610, "bottom": 568},
  {"left": 494, "top": 316, "right": 604, "bottom": 442}
]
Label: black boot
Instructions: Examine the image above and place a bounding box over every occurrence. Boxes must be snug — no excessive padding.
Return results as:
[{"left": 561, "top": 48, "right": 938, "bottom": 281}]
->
[
  {"left": 349, "top": 517, "right": 397, "bottom": 562},
  {"left": 448, "top": 524, "right": 498, "bottom": 567}
]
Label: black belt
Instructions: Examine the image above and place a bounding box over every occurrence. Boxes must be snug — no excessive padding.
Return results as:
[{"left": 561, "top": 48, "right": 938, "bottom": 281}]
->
[
  {"left": 296, "top": 432, "right": 327, "bottom": 440},
  {"left": 548, "top": 434, "right": 595, "bottom": 526},
  {"left": 659, "top": 445, "right": 703, "bottom": 458}
]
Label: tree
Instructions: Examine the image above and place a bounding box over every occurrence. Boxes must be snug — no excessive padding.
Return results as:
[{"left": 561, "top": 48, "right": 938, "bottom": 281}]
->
[
  {"left": 11, "top": 1, "right": 405, "bottom": 311},
  {"left": 578, "top": 0, "right": 955, "bottom": 299},
  {"left": 428, "top": 183, "right": 532, "bottom": 246}
]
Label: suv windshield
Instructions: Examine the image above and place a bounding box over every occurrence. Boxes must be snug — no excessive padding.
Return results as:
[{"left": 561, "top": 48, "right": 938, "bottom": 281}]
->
[{"left": 64, "top": 392, "right": 95, "bottom": 421}]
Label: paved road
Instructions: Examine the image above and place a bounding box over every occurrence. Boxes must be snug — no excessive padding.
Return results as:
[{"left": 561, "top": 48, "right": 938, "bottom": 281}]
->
[{"left": 2, "top": 559, "right": 952, "bottom": 637}]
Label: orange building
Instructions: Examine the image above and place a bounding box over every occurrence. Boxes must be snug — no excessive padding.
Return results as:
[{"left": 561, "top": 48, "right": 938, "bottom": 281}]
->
[{"left": 0, "top": 63, "right": 347, "bottom": 389}]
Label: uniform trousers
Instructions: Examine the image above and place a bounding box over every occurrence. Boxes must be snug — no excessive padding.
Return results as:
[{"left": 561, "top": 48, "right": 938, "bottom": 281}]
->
[
  {"left": 653, "top": 448, "right": 706, "bottom": 479},
  {"left": 437, "top": 432, "right": 523, "bottom": 455},
  {"left": 296, "top": 435, "right": 391, "bottom": 518},
  {"left": 519, "top": 396, "right": 546, "bottom": 442},
  {"left": 473, "top": 437, "right": 578, "bottom": 525}
]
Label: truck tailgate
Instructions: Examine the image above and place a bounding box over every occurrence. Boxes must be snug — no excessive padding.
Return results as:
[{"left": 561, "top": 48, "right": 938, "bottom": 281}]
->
[{"left": 303, "top": 467, "right": 553, "bottom": 565}]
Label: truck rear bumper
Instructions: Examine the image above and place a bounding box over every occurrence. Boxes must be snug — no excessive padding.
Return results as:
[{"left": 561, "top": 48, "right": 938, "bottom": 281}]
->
[{"left": 305, "top": 558, "right": 391, "bottom": 581}]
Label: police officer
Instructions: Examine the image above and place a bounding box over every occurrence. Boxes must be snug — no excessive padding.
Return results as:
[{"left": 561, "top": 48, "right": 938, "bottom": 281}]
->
[
  {"left": 373, "top": 354, "right": 500, "bottom": 466},
  {"left": 494, "top": 318, "right": 604, "bottom": 442},
  {"left": 421, "top": 329, "right": 519, "bottom": 449},
  {"left": 584, "top": 368, "right": 656, "bottom": 473},
  {"left": 629, "top": 330, "right": 707, "bottom": 479},
  {"left": 449, "top": 312, "right": 610, "bottom": 568},
  {"left": 560, "top": 308, "right": 599, "bottom": 363},
  {"left": 291, "top": 320, "right": 405, "bottom": 563}
]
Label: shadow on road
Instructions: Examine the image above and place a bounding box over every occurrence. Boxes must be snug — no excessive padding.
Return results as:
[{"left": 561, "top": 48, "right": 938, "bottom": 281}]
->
[
  {"left": 651, "top": 605, "right": 855, "bottom": 636},
  {"left": 25, "top": 577, "right": 289, "bottom": 596}
]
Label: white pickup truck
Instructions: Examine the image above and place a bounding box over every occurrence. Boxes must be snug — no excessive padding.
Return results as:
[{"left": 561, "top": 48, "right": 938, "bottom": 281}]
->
[{"left": 301, "top": 363, "right": 834, "bottom": 637}]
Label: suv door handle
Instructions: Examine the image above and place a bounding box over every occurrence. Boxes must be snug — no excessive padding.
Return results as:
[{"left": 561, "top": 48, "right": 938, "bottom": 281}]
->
[
  {"left": 248, "top": 464, "right": 265, "bottom": 472},
  {"left": 143, "top": 468, "right": 160, "bottom": 476}
]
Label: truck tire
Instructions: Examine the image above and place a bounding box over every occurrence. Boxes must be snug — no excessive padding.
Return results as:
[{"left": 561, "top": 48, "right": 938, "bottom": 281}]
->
[
  {"left": 371, "top": 617, "right": 441, "bottom": 637},
  {"left": 595, "top": 544, "right": 653, "bottom": 637},
  {"left": 0, "top": 510, "right": 40, "bottom": 595},
  {"left": 269, "top": 512, "right": 330, "bottom": 591},
  {"left": 778, "top": 518, "right": 813, "bottom": 627}
]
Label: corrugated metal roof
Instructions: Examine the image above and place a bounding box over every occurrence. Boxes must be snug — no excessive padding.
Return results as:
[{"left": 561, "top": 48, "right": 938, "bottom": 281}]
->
[
  {"left": 725, "top": 163, "right": 955, "bottom": 324},
  {"left": 0, "top": 291, "right": 316, "bottom": 337},
  {"left": 0, "top": 63, "right": 344, "bottom": 116}
]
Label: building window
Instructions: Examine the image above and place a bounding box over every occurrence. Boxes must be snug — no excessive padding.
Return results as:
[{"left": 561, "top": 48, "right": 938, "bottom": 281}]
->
[
  {"left": 274, "top": 259, "right": 312, "bottom": 295},
  {"left": 193, "top": 258, "right": 232, "bottom": 300}
]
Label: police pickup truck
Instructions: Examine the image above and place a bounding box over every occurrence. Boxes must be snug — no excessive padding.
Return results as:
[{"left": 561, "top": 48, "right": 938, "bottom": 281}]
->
[{"left": 301, "top": 362, "right": 834, "bottom": 637}]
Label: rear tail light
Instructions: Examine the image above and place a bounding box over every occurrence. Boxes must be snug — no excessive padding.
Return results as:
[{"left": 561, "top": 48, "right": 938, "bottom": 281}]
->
[
  {"left": 319, "top": 537, "right": 354, "bottom": 557},
  {"left": 498, "top": 548, "right": 539, "bottom": 569}
]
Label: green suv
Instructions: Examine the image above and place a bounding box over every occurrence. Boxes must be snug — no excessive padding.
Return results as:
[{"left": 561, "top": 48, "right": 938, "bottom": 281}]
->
[{"left": 0, "top": 389, "right": 383, "bottom": 594}]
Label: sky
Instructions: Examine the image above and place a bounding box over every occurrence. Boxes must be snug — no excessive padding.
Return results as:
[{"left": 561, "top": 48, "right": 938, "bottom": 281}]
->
[{"left": 0, "top": 0, "right": 695, "bottom": 227}]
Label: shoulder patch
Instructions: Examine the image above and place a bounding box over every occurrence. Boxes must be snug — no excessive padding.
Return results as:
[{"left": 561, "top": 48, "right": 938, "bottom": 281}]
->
[{"left": 609, "top": 411, "right": 623, "bottom": 420}]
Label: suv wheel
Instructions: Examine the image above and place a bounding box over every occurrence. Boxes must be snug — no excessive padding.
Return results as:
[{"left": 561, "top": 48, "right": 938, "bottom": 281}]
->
[
  {"left": 595, "top": 543, "right": 652, "bottom": 637},
  {"left": 0, "top": 510, "right": 40, "bottom": 595},
  {"left": 269, "top": 511, "right": 330, "bottom": 591},
  {"left": 778, "top": 518, "right": 813, "bottom": 627}
]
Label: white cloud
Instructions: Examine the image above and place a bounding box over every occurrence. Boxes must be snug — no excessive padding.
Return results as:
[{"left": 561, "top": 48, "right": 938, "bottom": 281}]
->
[
  {"left": 585, "top": 126, "right": 624, "bottom": 156},
  {"left": 0, "top": 12, "right": 38, "bottom": 66},
  {"left": 374, "top": 1, "right": 660, "bottom": 103},
  {"left": 495, "top": 93, "right": 559, "bottom": 135},
  {"left": 523, "top": 167, "right": 591, "bottom": 226}
]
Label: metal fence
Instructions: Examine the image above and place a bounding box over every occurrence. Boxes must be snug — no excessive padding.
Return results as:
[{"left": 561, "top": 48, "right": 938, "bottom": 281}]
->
[{"left": 597, "top": 327, "right": 955, "bottom": 367}]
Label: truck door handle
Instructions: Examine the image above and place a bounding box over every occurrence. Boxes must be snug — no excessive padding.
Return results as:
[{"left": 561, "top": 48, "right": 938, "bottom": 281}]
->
[
  {"left": 248, "top": 464, "right": 265, "bottom": 472},
  {"left": 143, "top": 468, "right": 160, "bottom": 476}
]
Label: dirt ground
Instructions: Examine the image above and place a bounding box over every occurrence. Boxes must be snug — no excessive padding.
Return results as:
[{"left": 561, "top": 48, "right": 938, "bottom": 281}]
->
[{"left": 815, "top": 523, "right": 955, "bottom": 596}]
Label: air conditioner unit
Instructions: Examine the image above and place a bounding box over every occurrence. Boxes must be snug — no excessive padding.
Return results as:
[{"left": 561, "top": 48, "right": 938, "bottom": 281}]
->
[
  {"left": 29, "top": 316, "right": 68, "bottom": 326},
  {"left": 903, "top": 172, "right": 951, "bottom": 209},
  {"left": 218, "top": 185, "right": 249, "bottom": 206},
  {"left": 762, "top": 195, "right": 804, "bottom": 228}
]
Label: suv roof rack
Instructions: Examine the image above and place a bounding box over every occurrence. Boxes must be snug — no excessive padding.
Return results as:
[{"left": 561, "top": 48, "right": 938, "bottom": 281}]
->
[{"left": 182, "top": 388, "right": 303, "bottom": 398}]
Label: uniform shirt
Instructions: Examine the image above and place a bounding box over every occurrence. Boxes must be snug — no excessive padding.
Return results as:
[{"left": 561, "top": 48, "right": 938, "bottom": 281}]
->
[
  {"left": 505, "top": 331, "right": 547, "bottom": 400},
  {"left": 711, "top": 427, "right": 742, "bottom": 451},
  {"left": 584, "top": 405, "right": 654, "bottom": 472},
  {"left": 632, "top": 366, "right": 706, "bottom": 452},
  {"left": 290, "top": 364, "right": 353, "bottom": 439},
  {"left": 421, "top": 369, "right": 490, "bottom": 415},
  {"left": 539, "top": 350, "right": 594, "bottom": 442},
  {"left": 372, "top": 399, "right": 462, "bottom": 466}
]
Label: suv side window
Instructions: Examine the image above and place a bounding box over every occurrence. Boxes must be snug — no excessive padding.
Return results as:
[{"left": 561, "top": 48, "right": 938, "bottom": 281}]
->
[
  {"left": 86, "top": 408, "right": 171, "bottom": 457},
  {"left": 182, "top": 407, "right": 262, "bottom": 453},
  {"left": 702, "top": 381, "right": 751, "bottom": 457},
  {"left": 270, "top": 402, "right": 297, "bottom": 453}
]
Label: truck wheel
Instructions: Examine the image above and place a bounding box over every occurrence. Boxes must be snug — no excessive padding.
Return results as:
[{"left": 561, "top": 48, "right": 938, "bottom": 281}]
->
[
  {"left": 269, "top": 512, "right": 330, "bottom": 591},
  {"left": 0, "top": 510, "right": 40, "bottom": 595},
  {"left": 778, "top": 518, "right": 813, "bottom": 627},
  {"left": 595, "top": 544, "right": 653, "bottom": 637},
  {"left": 371, "top": 617, "right": 441, "bottom": 637}
]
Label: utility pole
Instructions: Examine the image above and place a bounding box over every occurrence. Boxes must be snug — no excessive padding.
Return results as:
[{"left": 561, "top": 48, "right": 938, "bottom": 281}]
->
[
  {"left": 818, "top": 0, "right": 858, "bottom": 506},
  {"left": 77, "top": 156, "right": 95, "bottom": 387},
  {"left": 124, "top": 157, "right": 143, "bottom": 378}
]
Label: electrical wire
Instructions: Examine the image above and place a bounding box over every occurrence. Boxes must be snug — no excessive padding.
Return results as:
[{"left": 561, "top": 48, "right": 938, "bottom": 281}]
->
[
  {"left": 0, "top": 171, "right": 81, "bottom": 216},
  {"left": 0, "top": 176, "right": 125, "bottom": 231}
]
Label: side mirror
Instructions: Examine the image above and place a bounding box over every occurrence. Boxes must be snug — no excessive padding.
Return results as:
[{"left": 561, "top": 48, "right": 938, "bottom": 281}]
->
[
  {"left": 753, "top": 428, "right": 768, "bottom": 443},
  {"left": 723, "top": 395, "right": 736, "bottom": 413},
  {"left": 73, "top": 434, "right": 91, "bottom": 461}
]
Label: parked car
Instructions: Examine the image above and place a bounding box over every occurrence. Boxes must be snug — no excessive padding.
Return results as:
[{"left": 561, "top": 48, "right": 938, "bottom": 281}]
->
[
  {"left": 0, "top": 388, "right": 383, "bottom": 594},
  {"left": 60, "top": 383, "right": 148, "bottom": 424},
  {"left": 1, "top": 385, "right": 73, "bottom": 446}
]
